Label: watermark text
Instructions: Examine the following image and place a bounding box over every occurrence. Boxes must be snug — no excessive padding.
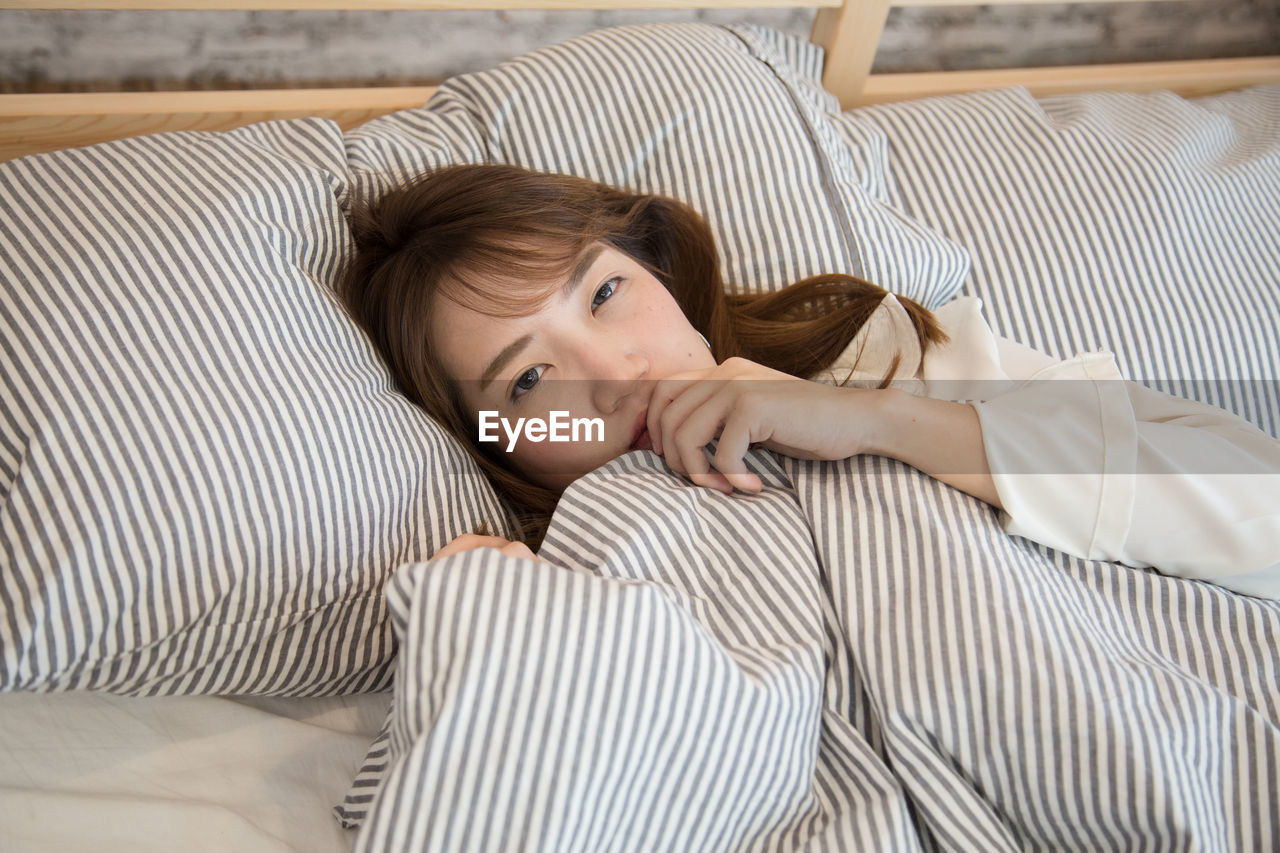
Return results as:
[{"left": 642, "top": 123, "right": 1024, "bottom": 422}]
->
[{"left": 478, "top": 410, "right": 605, "bottom": 452}]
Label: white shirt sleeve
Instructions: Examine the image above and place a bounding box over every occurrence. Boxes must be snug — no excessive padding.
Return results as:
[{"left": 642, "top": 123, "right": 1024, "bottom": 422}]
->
[
  {"left": 816, "top": 293, "right": 1280, "bottom": 597},
  {"left": 955, "top": 315, "right": 1280, "bottom": 599}
]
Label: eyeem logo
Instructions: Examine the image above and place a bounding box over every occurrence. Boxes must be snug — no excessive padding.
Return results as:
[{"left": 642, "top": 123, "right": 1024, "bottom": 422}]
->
[{"left": 479, "top": 411, "right": 605, "bottom": 452}]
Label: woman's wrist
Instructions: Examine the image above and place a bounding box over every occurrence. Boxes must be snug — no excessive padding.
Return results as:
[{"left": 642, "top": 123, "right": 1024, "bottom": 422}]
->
[
  {"left": 858, "top": 388, "right": 911, "bottom": 458},
  {"left": 853, "top": 388, "right": 1005, "bottom": 510}
]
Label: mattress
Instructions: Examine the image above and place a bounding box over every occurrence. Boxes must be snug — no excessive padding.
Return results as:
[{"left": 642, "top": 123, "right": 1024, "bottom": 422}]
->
[{"left": 0, "top": 690, "right": 390, "bottom": 852}]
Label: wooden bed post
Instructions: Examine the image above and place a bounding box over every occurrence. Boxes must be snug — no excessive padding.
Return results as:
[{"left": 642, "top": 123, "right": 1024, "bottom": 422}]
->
[{"left": 812, "top": 0, "right": 893, "bottom": 109}]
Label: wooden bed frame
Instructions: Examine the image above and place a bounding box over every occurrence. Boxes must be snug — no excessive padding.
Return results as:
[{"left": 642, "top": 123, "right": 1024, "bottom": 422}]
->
[{"left": 2, "top": 0, "right": 1278, "bottom": 162}]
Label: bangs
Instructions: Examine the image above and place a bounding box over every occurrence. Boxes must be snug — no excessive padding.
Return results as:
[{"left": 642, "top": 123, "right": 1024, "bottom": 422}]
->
[{"left": 435, "top": 233, "right": 596, "bottom": 320}]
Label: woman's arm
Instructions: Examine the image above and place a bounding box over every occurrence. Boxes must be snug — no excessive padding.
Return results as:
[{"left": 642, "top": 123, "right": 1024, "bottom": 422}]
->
[
  {"left": 650, "top": 354, "right": 1280, "bottom": 597},
  {"left": 648, "top": 358, "right": 1004, "bottom": 508},
  {"left": 862, "top": 389, "right": 1004, "bottom": 511}
]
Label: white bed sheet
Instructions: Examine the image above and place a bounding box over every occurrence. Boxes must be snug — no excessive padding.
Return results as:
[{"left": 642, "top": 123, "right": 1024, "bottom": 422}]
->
[{"left": 0, "top": 690, "right": 391, "bottom": 852}]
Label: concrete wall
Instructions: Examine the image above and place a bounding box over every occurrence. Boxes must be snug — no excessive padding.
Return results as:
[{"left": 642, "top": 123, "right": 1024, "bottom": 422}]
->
[{"left": 2, "top": 2, "right": 1276, "bottom": 92}]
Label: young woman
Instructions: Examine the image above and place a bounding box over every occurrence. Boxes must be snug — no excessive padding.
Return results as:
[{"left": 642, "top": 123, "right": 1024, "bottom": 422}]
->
[{"left": 340, "top": 163, "right": 1280, "bottom": 597}]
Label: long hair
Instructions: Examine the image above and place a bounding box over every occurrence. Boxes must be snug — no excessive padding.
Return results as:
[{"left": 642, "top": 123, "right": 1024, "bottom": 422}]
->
[{"left": 340, "top": 163, "right": 946, "bottom": 547}]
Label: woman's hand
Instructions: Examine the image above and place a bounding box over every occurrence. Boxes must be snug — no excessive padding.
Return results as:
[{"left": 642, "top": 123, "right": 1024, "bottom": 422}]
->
[
  {"left": 646, "top": 357, "right": 885, "bottom": 495},
  {"left": 429, "top": 533, "right": 541, "bottom": 563}
]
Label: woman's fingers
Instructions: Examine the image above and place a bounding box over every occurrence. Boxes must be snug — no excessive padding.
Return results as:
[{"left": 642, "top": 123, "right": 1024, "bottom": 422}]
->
[
  {"left": 664, "top": 385, "right": 724, "bottom": 477},
  {"left": 649, "top": 359, "right": 817, "bottom": 496},
  {"left": 429, "top": 533, "right": 505, "bottom": 560},
  {"left": 647, "top": 364, "right": 727, "bottom": 456},
  {"left": 667, "top": 384, "right": 741, "bottom": 492},
  {"left": 688, "top": 469, "right": 738, "bottom": 494},
  {"left": 661, "top": 383, "right": 766, "bottom": 495},
  {"left": 651, "top": 359, "right": 877, "bottom": 495},
  {"left": 685, "top": 397, "right": 763, "bottom": 494},
  {"left": 429, "top": 533, "right": 540, "bottom": 563},
  {"left": 713, "top": 408, "right": 765, "bottom": 494},
  {"left": 499, "top": 541, "right": 540, "bottom": 562},
  {"left": 650, "top": 376, "right": 721, "bottom": 471}
]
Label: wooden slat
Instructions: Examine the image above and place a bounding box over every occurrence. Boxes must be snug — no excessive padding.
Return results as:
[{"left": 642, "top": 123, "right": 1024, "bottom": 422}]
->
[
  {"left": 857, "top": 56, "right": 1280, "bottom": 105},
  {"left": 0, "top": 87, "right": 438, "bottom": 160},
  {"left": 812, "top": 0, "right": 891, "bottom": 111},
  {"left": 0, "top": 87, "right": 440, "bottom": 116},
  {"left": 814, "top": 0, "right": 1274, "bottom": 108}
]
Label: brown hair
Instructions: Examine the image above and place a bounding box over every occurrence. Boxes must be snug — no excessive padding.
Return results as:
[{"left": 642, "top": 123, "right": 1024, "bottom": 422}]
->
[{"left": 340, "top": 163, "right": 946, "bottom": 547}]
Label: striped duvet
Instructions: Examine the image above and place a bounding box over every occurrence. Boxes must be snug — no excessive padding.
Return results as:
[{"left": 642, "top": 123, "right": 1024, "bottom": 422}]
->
[{"left": 340, "top": 449, "right": 1280, "bottom": 850}]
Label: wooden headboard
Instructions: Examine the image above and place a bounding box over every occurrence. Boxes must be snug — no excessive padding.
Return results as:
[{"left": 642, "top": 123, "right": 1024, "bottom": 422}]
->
[{"left": 2, "top": 0, "right": 1278, "bottom": 161}]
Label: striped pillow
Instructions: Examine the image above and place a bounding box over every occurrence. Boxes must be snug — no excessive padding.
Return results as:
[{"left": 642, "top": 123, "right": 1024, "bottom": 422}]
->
[
  {"left": 0, "top": 119, "right": 507, "bottom": 694},
  {"left": 834, "top": 86, "right": 1280, "bottom": 435},
  {"left": 343, "top": 23, "right": 971, "bottom": 309}
]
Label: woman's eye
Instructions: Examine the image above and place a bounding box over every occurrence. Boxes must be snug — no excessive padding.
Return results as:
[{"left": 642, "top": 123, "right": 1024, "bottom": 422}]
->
[
  {"left": 511, "top": 366, "right": 544, "bottom": 401},
  {"left": 591, "top": 277, "right": 621, "bottom": 310}
]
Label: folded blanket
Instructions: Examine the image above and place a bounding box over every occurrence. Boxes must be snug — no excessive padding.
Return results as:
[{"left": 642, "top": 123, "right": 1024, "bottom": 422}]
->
[{"left": 339, "top": 450, "right": 1280, "bottom": 851}]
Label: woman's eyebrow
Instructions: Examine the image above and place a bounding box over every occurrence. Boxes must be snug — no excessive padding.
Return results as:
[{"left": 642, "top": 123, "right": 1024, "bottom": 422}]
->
[
  {"left": 480, "top": 334, "right": 532, "bottom": 391},
  {"left": 478, "top": 246, "right": 606, "bottom": 392},
  {"left": 563, "top": 244, "right": 605, "bottom": 296}
]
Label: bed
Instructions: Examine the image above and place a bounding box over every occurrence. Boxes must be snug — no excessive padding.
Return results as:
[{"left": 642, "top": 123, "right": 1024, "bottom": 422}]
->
[{"left": 1, "top": 1, "right": 1278, "bottom": 851}]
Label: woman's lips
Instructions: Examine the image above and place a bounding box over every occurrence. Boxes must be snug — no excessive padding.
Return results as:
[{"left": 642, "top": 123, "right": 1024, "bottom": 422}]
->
[{"left": 630, "top": 411, "right": 653, "bottom": 451}]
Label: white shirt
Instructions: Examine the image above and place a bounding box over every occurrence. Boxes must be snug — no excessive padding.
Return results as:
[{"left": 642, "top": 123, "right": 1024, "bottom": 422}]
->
[{"left": 816, "top": 294, "right": 1280, "bottom": 600}]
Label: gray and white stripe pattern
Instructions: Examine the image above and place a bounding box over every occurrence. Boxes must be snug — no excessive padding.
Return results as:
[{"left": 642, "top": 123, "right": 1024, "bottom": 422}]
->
[
  {"left": 834, "top": 86, "right": 1280, "bottom": 435},
  {"left": 0, "top": 119, "right": 507, "bottom": 694},
  {"left": 343, "top": 23, "right": 970, "bottom": 308},
  {"left": 797, "top": 454, "right": 1280, "bottom": 850},
  {"left": 340, "top": 451, "right": 1280, "bottom": 849}
]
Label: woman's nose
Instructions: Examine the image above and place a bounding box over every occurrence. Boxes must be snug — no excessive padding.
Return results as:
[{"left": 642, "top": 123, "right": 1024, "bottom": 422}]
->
[{"left": 583, "top": 345, "right": 648, "bottom": 414}]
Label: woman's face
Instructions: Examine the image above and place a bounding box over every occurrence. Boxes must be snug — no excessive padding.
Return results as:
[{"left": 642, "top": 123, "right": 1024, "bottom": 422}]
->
[{"left": 431, "top": 243, "right": 717, "bottom": 490}]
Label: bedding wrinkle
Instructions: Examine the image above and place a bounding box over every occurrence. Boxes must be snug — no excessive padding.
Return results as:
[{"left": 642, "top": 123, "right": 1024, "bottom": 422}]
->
[{"left": 723, "top": 27, "right": 865, "bottom": 285}]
